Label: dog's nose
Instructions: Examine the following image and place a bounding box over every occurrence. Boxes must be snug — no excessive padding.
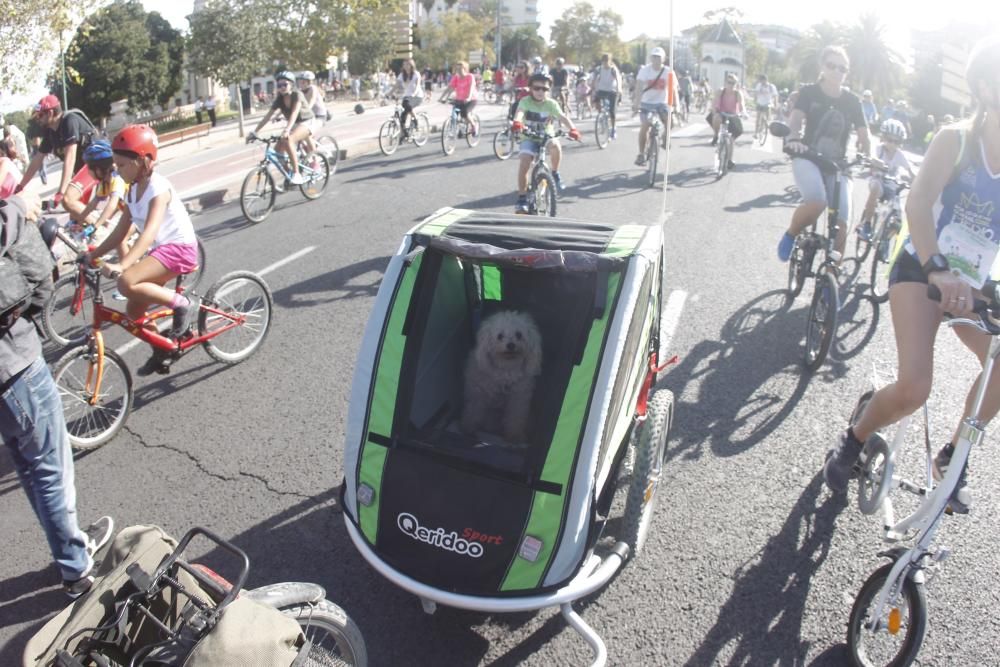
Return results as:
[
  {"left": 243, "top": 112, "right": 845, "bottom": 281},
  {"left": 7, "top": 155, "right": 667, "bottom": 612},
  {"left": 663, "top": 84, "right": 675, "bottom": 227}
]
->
[{"left": 506, "top": 342, "right": 516, "bottom": 352}]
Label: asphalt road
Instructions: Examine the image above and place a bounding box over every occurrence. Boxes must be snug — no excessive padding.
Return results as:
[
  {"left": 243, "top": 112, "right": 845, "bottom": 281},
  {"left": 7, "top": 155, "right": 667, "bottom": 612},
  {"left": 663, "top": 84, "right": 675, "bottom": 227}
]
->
[{"left": 2, "top": 115, "right": 998, "bottom": 666}]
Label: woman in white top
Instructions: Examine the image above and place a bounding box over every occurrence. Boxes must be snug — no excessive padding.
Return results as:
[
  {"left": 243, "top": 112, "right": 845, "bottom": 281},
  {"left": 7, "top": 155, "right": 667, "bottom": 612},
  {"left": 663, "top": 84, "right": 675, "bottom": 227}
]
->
[
  {"left": 394, "top": 58, "right": 423, "bottom": 136},
  {"left": 85, "top": 125, "right": 199, "bottom": 371}
]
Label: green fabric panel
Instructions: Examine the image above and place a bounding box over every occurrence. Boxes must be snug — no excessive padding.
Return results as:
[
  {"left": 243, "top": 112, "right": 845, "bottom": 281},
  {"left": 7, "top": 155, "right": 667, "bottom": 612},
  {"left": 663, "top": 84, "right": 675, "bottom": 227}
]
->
[
  {"left": 604, "top": 224, "right": 647, "bottom": 257},
  {"left": 358, "top": 253, "right": 423, "bottom": 543},
  {"left": 501, "top": 271, "right": 622, "bottom": 591},
  {"left": 416, "top": 208, "right": 470, "bottom": 238},
  {"left": 482, "top": 265, "right": 502, "bottom": 301}
]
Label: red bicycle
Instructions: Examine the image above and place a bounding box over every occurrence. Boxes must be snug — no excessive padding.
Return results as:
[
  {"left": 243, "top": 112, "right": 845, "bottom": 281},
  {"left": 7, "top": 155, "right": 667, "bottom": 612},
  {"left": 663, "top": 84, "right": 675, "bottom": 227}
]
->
[{"left": 51, "top": 246, "right": 273, "bottom": 450}]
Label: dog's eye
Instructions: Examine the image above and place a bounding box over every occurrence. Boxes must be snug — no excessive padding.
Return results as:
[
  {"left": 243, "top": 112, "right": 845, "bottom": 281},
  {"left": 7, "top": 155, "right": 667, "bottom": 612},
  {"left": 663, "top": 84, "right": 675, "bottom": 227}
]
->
[
  {"left": 515, "top": 331, "right": 523, "bottom": 340},
  {"left": 497, "top": 333, "right": 504, "bottom": 341}
]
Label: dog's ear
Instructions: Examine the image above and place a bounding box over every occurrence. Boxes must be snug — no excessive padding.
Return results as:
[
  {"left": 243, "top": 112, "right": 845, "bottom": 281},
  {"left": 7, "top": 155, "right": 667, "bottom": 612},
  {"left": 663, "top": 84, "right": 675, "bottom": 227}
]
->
[
  {"left": 474, "top": 322, "right": 494, "bottom": 370},
  {"left": 522, "top": 318, "right": 543, "bottom": 376}
]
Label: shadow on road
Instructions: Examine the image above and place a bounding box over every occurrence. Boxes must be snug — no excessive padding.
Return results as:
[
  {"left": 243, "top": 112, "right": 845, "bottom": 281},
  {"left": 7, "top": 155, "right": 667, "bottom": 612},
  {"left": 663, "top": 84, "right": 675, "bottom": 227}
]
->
[
  {"left": 271, "top": 255, "right": 390, "bottom": 309},
  {"left": 683, "top": 472, "right": 849, "bottom": 666},
  {"left": 662, "top": 290, "right": 829, "bottom": 461},
  {"left": 723, "top": 184, "right": 800, "bottom": 213}
]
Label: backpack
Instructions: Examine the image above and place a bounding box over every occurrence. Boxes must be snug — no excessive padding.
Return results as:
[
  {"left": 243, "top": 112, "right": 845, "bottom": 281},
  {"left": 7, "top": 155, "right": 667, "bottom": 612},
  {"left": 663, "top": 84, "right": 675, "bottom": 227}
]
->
[
  {"left": 0, "top": 201, "right": 54, "bottom": 331},
  {"left": 62, "top": 108, "right": 102, "bottom": 160}
]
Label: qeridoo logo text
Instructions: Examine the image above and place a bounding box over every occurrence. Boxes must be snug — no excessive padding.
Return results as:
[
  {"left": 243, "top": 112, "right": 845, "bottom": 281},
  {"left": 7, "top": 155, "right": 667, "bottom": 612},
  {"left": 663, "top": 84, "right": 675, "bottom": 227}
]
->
[{"left": 397, "top": 513, "right": 485, "bottom": 558}]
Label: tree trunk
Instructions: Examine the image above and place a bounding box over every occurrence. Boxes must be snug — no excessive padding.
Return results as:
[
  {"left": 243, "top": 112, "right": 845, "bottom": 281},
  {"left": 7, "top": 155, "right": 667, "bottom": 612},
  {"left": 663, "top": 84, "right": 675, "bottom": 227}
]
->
[{"left": 236, "top": 80, "right": 246, "bottom": 138}]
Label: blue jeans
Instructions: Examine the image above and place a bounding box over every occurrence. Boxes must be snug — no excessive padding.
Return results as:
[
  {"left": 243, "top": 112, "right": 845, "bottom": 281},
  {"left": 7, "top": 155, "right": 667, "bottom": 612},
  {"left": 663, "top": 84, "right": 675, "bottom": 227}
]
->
[{"left": 1, "top": 357, "right": 90, "bottom": 581}]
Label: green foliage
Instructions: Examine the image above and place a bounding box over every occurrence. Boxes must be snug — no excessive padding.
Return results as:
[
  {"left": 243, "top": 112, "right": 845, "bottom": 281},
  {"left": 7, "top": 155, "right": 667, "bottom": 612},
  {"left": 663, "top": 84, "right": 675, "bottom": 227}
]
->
[
  {"left": 501, "top": 26, "right": 545, "bottom": 67},
  {"left": 549, "top": 2, "right": 624, "bottom": 68},
  {"left": 188, "top": 0, "right": 272, "bottom": 86},
  {"left": 341, "top": 0, "right": 406, "bottom": 75},
  {"left": 0, "top": 0, "right": 105, "bottom": 94},
  {"left": 742, "top": 32, "right": 768, "bottom": 82},
  {"left": 62, "top": 0, "right": 185, "bottom": 118},
  {"left": 416, "top": 12, "right": 492, "bottom": 70}
]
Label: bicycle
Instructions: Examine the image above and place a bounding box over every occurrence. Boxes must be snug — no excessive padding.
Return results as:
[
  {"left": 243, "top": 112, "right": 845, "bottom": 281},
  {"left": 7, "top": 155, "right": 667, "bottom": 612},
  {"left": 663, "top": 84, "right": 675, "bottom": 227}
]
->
[
  {"left": 594, "top": 95, "right": 613, "bottom": 149},
  {"left": 51, "top": 254, "right": 272, "bottom": 450},
  {"left": 754, "top": 106, "right": 772, "bottom": 146},
  {"left": 773, "top": 122, "right": 865, "bottom": 370},
  {"left": 240, "top": 135, "right": 330, "bottom": 224},
  {"left": 517, "top": 128, "right": 577, "bottom": 217},
  {"left": 855, "top": 174, "right": 909, "bottom": 303},
  {"left": 492, "top": 121, "right": 519, "bottom": 160},
  {"left": 440, "top": 101, "right": 481, "bottom": 156},
  {"left": 714, "top": 112, "right": 738, "bottom": 179},
  {"left": 575, "top": 91, "right": 592, "bottom": 120},
  {"left": 378, "top": 101, "right": 430, "bottom": 155},
  {"left": 637, "top": 111, "right": 664, "bottom": 188},
  {"left": 310, "top": 118, "right": 340, "bottom": 176},
  {"left": 845, "top": 283, "right": 1000, "bottom": 666},
  {"left": 42, "top": 226, "right": 207, "bottom": 348}
]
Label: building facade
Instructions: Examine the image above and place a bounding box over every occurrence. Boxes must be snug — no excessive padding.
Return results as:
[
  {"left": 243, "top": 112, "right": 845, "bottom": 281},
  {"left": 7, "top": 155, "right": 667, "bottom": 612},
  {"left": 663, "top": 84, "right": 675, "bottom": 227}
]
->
[{"left": 700, "top": 18, "right": 744, "bottom": 90}]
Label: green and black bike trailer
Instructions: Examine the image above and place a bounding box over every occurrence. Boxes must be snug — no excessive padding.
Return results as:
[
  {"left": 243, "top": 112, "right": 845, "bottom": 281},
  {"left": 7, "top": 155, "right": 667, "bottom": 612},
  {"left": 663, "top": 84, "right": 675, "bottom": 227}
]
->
[{"left": 341, "top": 208, "right": 674, "bottom": 665}]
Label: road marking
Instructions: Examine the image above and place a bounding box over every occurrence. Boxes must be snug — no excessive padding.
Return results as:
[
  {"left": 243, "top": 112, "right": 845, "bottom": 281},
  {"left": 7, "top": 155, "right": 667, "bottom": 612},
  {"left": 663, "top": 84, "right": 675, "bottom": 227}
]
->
[
  {"left": 114, "top": 245, "right": 316, "bottom": 356},
  {"left": 659, "top": 289, "right": 688, "bottom": 360}
]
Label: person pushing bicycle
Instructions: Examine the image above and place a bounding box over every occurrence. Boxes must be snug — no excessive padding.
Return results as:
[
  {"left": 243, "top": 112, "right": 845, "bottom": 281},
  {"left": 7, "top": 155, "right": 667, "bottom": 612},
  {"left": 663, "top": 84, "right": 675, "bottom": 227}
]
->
[
  {"left": 823, "top": 37, "right": 1000, "bottom": 513},
  {"left": 511, "top": 73, "right": 580, "bottom": 213},
  {"left": 81, "top": 125, "right": 200, "bottom": 376}
]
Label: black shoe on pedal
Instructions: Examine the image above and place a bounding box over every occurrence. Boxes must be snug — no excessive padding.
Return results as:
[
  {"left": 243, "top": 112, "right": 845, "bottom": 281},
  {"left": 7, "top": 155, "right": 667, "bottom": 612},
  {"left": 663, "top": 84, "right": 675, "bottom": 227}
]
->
[
  {"left": 137, "top": 348, "right": 172, "bottom": 376},
  {"left": 933, "top": 443, "right": 972, "bottom": 514},
  {"left": 823, "top": 429, "right": 864, "bottom": 493}
]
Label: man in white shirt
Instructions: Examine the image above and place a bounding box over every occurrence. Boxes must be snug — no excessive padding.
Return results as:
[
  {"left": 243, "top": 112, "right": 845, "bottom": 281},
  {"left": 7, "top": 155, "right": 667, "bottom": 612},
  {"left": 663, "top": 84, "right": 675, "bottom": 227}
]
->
[
  {"left": 751, "top": 74, "right": 778, "bottom": 140},
  {"left": 631, "top": 47, "right": 674, "bottom": 166}
]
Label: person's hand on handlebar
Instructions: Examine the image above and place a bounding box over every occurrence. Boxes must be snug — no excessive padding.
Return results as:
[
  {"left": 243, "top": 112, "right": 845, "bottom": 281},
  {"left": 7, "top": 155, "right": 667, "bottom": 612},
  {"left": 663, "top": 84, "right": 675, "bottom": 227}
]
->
[
  {"left": 246, "top": 131, "right": 257, "bottom": 144},
  {"left": 784, "top": 137, "right": 808, "bottom": 154},
  {"left": 928, "top": 270, "right": 975, "bottom": 317},
  {"left": 568, "top": 127, "right": 581, "bottom": 141},
  {"left": 100, "top": 261, "right": 123, "bottom": 280},
  {"left": 511, "top": 120, "right": 525, "bottom": 133}
]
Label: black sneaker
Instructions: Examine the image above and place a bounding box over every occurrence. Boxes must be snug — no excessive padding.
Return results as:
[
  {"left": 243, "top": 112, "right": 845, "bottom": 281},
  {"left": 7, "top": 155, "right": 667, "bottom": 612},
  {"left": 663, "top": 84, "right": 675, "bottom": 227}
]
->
[
  {"left": 823, "top": 429, "right": 864, "bottom": 492},
  {"left": 84, "top": 516, "right": 114, "bottom": 558},
  {"left": 933, "top": 443, "right": 972, "bottom": 514},
  {"left": 711, "top": 137, "right": 718, "bottom": 147},
  {"left": 137, "top": 347, "right": 172, "bottom": 376},
  {"left": 514, "top": 197, "right": 531, "bottom": 214},
  {"left": 63, "top": 573, "right": 94, "bottom": 600}
]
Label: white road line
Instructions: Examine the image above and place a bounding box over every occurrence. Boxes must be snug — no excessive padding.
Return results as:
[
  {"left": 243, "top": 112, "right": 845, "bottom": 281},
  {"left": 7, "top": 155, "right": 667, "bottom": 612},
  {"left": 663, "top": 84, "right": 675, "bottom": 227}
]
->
[
  {"left": 659, "top": 289, "right": 688, "bottom": 361},
  {"left": 114, "top": 245, "right": 316, "bottom": 356}
]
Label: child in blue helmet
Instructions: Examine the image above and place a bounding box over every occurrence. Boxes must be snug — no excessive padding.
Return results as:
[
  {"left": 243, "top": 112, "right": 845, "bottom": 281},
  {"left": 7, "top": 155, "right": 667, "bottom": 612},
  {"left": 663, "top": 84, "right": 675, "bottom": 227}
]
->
[{"left": 74, "top": 139, "right": 131, "bottom": 298}]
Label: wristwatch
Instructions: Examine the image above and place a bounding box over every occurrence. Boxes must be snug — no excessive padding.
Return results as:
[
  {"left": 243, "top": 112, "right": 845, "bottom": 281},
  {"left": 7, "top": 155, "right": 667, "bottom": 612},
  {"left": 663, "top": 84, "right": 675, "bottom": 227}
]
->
[{"left": 922, "top": 253, "right": 950, "bottom": 276}]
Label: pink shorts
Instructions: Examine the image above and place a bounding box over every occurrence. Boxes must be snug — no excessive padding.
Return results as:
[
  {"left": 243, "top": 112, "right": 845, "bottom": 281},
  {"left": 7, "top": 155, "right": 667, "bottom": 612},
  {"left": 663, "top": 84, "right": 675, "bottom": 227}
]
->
[{"left": 149, "top": 242, "right": 200, "bottom": 275}]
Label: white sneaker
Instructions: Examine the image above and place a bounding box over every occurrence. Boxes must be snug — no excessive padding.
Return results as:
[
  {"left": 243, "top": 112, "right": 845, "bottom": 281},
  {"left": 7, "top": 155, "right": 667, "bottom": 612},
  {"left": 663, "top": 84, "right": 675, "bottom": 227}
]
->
[{"left": 289, "top": 172, "right": 306, "bottom": 185}]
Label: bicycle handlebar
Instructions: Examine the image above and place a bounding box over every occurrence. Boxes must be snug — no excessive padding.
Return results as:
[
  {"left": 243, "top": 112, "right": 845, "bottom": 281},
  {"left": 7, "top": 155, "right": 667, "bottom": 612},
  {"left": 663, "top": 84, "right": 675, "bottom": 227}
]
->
[{"left": 927, "top": 281, "right": 1000, "bottom": 335}]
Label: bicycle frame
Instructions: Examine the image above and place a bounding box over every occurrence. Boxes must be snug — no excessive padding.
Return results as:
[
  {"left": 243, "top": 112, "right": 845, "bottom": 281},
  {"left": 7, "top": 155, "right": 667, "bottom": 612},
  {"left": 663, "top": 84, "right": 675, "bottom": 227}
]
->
[
  {"left": 71, "top": 265, "right": 244, "bottom": 403},
  {"left": 861, "top": 316, "right": 998, "bottom": 633}
]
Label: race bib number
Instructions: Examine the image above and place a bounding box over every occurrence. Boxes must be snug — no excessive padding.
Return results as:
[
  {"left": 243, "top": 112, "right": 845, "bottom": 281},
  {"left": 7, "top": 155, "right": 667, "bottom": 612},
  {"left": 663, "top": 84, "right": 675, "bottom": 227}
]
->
[{"left": 939, "top": 222, "right": 998, "bottom": 289}]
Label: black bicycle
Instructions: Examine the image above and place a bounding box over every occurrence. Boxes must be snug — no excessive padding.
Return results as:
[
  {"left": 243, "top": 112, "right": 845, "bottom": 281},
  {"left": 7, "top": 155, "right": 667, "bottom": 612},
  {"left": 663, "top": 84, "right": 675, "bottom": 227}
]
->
[
  {"left": 772, "top": 121, "right": 866, "bottom": 370},
  {"left": 517, "top": 128, "right": 576, "bottom": 217},
  {"left": 855, "top": 173, "right": 909, "bottom": 303},
  {"left": 378, "top": 100, "right": 430, "bottom": 155}
]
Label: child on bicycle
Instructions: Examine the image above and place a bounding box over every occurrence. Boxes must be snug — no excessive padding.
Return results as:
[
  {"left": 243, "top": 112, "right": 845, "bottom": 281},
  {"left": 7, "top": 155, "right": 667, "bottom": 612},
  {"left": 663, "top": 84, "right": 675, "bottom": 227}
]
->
[
  {"left": 856, "top": 118, "right": 915, "bottom": 240},
  {"left": 575, "top": 72, "right": 591, "bottom": 116},
  {"left": 83, "top": 125, "right": 200, "bottom": 375},
  {"left": 511, "top": 73, "right": 581, "bottom": 213}
]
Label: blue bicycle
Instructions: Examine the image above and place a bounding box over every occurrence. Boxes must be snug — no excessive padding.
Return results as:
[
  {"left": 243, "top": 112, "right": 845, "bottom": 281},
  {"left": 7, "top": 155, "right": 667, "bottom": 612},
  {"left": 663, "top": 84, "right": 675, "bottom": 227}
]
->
[{"left": 240, "top": 135, "right": 330, "bottom": 223}]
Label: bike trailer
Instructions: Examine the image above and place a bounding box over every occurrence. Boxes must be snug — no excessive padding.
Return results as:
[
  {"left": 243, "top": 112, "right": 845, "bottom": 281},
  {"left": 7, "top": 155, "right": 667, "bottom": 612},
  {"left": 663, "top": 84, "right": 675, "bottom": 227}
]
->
[{"left": 341, "top": 208, "right": 672, "bottom": 665}]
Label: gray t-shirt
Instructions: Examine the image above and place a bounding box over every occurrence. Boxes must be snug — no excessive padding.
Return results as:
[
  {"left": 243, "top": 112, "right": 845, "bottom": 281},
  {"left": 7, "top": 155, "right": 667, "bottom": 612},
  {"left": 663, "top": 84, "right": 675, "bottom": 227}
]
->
[{"left": 0, "top": 197, "right": 42, "bottom": 384}]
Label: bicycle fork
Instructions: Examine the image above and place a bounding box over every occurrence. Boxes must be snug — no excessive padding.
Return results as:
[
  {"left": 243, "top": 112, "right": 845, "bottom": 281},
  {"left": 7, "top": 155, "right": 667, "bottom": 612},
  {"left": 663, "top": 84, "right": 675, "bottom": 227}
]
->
[{"left": 84, "top": 331, "right": 107, "bottom": 405}]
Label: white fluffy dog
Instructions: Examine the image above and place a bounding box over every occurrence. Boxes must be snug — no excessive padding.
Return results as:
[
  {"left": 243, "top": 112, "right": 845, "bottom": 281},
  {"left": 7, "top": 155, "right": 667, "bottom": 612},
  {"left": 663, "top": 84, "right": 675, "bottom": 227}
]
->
[{"left": 460, "top": 310, "right": 543, "bottom": 443}]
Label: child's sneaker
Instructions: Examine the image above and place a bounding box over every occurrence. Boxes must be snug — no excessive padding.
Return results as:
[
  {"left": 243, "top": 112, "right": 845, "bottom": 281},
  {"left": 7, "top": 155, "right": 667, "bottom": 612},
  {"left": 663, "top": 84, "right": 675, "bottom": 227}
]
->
[
  {"left": 111, "top": 288, "right": 127, "bottom": 301},
  {"left": 137, "top": 347, "right": 172, "bottom": 376},
  {"left": 171, "top": 297, "right": 196, "bottom": 337},
  {"left": 823, "top": 429, "right": 865, "bottom": 492},
  {"left": 610, "top": 128, "right": 617, "bottom": 140},
  {"left": 289, "top": 172, "right": 306, "bottom": 185},
  {"left": 514, "top": 196, "right": 531, "bottom": 214},
  {"left": 552, "top": 172, "right": 564, "bottom": 192},
  {"left": 933, "top": 443, "right": 972, "bottom": 513}
]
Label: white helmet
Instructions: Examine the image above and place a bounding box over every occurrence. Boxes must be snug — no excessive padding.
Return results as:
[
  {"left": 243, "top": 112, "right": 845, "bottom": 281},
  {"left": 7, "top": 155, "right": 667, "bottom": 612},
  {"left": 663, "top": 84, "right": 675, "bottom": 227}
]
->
[
  {"left": 880, "top": 118, "right": 907, "bottom": 142},
  {"left": 650, "top": 47, "right": 666, "bottom": 59},
  {"left": 299, "top": 71, "right": 315, "bottom": 81}
]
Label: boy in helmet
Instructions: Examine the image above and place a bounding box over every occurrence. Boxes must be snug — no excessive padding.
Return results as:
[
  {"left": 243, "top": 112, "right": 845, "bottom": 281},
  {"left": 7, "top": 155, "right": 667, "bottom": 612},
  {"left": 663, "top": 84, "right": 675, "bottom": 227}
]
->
[
  {"left": 510, "top": 73, "right": 581, "bottom": 213},
  {"left": 856, "top": 118, "right": 915, "bottom": 240},
  {"left": 632, "top": 46, "right": 676, "bottom": 166}
]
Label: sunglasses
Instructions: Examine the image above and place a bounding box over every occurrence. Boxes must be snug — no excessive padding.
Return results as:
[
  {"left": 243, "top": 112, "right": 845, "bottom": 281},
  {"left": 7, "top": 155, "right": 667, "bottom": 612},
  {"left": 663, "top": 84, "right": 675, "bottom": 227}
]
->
[
  {"left": 277, "top": 82, "right": 290, "bottom": 89},
  {"left": 824, "top": 62, "right": 849, "bottom": 74},
  {"left": 532, "top": 86, "right": 548, "bottom": 92}
]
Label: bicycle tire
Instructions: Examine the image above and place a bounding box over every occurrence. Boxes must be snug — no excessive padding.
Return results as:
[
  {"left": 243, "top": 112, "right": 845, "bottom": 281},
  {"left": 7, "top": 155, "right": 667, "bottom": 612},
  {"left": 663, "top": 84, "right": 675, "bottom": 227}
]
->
[
  {"left": 240, "top": 165, "right": 276, "bottom": 224},
  {"left": 622, "top": 390, "right": 673, "bottom": 557},
  {"left": 804, "top": 271, "right": 839, "bottom": 370},
  {"left": 715, "top": 137, "right": 725, "bottom": 178},
  {"left": 847, "top": 562, "right": 927, "bottom": 667},
  {"left": 316, "top": 135, "right": 340, "bottom": 174},
  {"left": 646, "top": 131, "right": 659, "bottom": 188},
  {"left": 856, "top": 212, "right": 877, "bottom": 262},
  {"left": 413, "top": 113, "right": 430, "bottom": 146},
  {"left": 493, "top": 129, "right": 514, "bottom": 160},
  {"left": 756, "top": 114, "right": 768, "bottom": 146},
  {"left": 299, "top": 152, "right": 330, "bottom": 200},
  {"left": 594, "top": 112, "right": 610, "bottom": 149},
  {"left": 465, "top": 113, "right": 481, "bottom": 147},
  {"left": 378, "top": 119, "right": 400, "bottom": 155},
  {"left": 43, "top": 273, "right": 95, "bottom": 348},
  {"left": 181, "top": 237, "right": 207, "bottom": 293},
  {"left": 858, "top": 434, "right": 893, "bottom": 516},
  {"left": 870, "top": 219, "right": 899, "bottom": 304},
  {"left": 199, "top": 271, "right": 272, "bottom": 364},
  {"left": 280, "top": 598, "right": 368, "bottom": 667},
  {"left": 441, "top": 116, "right": 457, "bottom": 155},
  {"left": 53, "top": 346, "right": 134, "bottom": 451},
  {"left": 533, "top": 171, "right": 557, "bottom": 217}
]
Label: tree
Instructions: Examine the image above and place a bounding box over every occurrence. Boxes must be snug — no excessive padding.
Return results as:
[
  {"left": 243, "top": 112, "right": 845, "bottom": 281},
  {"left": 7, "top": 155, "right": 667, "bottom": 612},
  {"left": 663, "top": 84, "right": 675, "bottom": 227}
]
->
[
  {"left": 61, "top": 0, "right": 184, "bottom": 118},
  {"left": 845, "top": 13, "right": 904, "bottom": 102},
  {"left": 741, "top": 31, "right": 768, "bottom": 82},
  {"left": 0, "top": 0, "right": 105, "bottom": 95},
  {"left": 501, "top": 26, "right": 545, "bottom": 66},
  {"left": 416, "top": 12, "right": 492, "bottom": 69},
  {"left": 785, "top": 21, "right": 849, "bottom": 85},
  {"left": 342, "top": 8, "right": 397, "bottom": 76},
  {"left": 188, "top": 0, "right": 272, "bottom": 135},
  {"left": 549, "top": 2, "right": 624, "bottom": 68}
]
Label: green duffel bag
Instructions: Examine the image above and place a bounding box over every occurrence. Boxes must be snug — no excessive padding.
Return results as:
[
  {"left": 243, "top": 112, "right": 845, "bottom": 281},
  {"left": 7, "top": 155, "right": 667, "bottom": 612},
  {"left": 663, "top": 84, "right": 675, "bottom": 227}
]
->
[{"left": 23, "top": 525, "right": 304, "bottom": 667}]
